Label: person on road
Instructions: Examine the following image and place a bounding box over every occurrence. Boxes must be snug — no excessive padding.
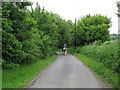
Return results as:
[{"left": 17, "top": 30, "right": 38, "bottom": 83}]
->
[{"left": 63, "top": 44, "right": 67, "bottom": 55}]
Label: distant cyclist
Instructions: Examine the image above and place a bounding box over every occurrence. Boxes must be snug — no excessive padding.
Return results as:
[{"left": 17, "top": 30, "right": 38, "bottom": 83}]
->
[{"left": 63, "top": 44, "right": 67, "bottom": 55}]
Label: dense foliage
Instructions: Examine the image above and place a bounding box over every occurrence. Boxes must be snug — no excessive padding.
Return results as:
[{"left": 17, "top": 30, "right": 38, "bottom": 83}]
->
[
  {"left": 2, "top": 2, "right": 111, "bottom": 69},
  {"left": 2, "top": 2, "right": 73, "bottom": 68}
]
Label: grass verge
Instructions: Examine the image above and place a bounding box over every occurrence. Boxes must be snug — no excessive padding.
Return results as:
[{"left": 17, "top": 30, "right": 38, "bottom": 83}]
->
[
  {"left": 73, "top": 53, "right": 118, "bottom": 88},
  {"left": 2, "top": 55, "right": 57, "bottom": 88},
  {"left": 56, "top": 48, "right": 63, "bottom": 53}
]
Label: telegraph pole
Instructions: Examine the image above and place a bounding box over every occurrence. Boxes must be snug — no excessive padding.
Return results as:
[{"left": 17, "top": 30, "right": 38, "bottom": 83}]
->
[{"left": 75, "top": 18, "right": 76, "bottom": 49}]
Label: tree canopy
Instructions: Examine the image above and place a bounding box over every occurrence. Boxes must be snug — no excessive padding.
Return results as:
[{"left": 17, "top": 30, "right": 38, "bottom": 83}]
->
[
  {"left": 76, "top": 14, "right": 111, "bottom": 46},
  {"left": 2, "top": 2, "right": 111, "bottom": 69}
]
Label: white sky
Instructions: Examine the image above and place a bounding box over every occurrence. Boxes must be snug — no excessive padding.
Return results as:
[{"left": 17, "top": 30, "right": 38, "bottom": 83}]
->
[{"left": 30, "top": 0, "right": 119, "bottom": 34}]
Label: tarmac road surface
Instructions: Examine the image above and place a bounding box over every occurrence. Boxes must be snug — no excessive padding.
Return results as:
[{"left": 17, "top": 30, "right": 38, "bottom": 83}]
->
[{"left": 29, "top": 52, "right": 103, "bottom": 88}]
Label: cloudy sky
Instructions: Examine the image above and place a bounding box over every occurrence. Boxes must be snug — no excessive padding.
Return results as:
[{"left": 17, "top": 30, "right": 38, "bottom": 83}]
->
[{"left": 30, "top": 0, "right": 119, "bottom": 34}]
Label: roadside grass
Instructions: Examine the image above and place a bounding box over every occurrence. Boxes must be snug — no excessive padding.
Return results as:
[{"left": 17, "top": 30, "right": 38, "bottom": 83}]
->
[
  {"left": 67, "top": 41, "right": 118, "bottom": 88},
  {"left": 73, "top": 53, "right": 118, "bottom": 88},
  {"left": 77, "top": 40, "right": 118, "bottom": 73},
  {"left": 56, "top": 48, "right": 63, "bottom": 53},
  {"left": 2, "top": 55, "right": 57, "bottom": 88}
]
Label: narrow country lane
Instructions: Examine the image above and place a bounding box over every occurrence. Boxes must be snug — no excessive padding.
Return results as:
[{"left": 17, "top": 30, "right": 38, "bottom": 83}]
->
[{"left": 29, "top": 52, "right": 103, "bottom": 88}]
